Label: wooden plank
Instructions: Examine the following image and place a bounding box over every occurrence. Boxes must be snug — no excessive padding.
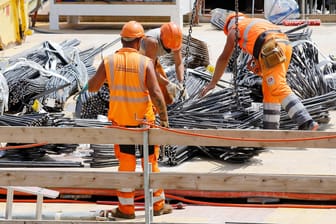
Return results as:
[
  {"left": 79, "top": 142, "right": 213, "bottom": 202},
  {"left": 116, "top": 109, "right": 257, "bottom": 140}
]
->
[
  {"left": 0, "top": 126, "right": 144, "bottom": 145},
  {"left": 54, "top": 1, "right": 174, "bottom": 5},
  {"left": 0, "top": 169, "right": 335, "bottom": 194},
  {"left": 149, "top": 128, "right": 336, "bottom": 148},
  {"left": 151, "top": 173, "right": 336, "bottom": 194},
  {"left": 0, "top": 169, "right": 143, "bottom": 189},
  {"left": 0, "top": 126, "right": 335, "bottom": 148}
]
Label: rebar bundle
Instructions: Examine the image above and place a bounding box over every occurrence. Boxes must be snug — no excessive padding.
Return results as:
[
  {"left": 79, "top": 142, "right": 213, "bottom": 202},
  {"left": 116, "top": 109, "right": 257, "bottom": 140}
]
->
[
  {"left": 0, "top": 113, "right": 49, "bottom": 126},
  {"left": 160, "top": 144, "right": 264, "bottom": 166},
  {"left": 85, "top": 144, "right": 119, "bottom": 168},
  {"left": 159, "top": 35, "right": 210, "bottom": 69},
  {"left": 1, "top": 39, "right": 112, "bottom": 114},
  {"left": 75, "top": 84, "right": 109, "bottom": 119}
]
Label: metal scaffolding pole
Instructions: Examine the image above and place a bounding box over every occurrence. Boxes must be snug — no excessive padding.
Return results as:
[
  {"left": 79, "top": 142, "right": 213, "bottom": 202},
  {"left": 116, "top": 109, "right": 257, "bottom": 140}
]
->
[{"left": 143, "top": 127, "right": 153, "bottom": 223}]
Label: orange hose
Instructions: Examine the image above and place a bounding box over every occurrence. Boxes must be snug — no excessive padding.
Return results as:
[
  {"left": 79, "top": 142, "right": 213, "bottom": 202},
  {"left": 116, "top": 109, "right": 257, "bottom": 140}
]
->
[
  {"left": 2, "top": 194, "right": 335, "bottom": 210},
  {"left": 139, "top": 121, "right": 336, "bottom": 143},
  {"left": 42, "top": 188, "right": 336, "bottom": 201},
  {"left": 97, "top": 194, "right": 336, "bottom": 209},
  {"left": 0, "top": 142, "right": 48, "bottom": 150},
  {"left": 164, "top": 194, "right": 336, "bottom": 209},
  {"left": 164, "top": 190, "right": 336, "bottom": 201}
]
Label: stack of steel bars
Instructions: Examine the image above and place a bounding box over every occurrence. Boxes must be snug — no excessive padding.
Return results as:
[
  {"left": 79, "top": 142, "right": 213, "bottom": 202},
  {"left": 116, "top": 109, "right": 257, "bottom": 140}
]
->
[{"left": 1, "top": 39, "right": 113, "bottom": 114}]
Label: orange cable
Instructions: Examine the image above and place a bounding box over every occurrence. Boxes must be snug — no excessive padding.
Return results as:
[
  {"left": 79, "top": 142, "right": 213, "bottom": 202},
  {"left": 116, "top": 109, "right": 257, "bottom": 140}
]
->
[
  {"left": 140, "top": 121, "right": 336, "bottom": 143},
  {"left": 164, "top": 193, "right": 336, "bottom": 209},
  {"left": 0, "top": 142, "right": 48, "bottom": 151},
  {"left": 104, "top": 125, "right": 149, "bottom": 132}
]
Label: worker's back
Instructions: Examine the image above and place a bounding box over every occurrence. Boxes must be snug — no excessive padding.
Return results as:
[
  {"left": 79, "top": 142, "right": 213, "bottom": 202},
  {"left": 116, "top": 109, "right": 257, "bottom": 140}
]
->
[{"left": 105, "top": 48, "right": 155, "bottom": 126}]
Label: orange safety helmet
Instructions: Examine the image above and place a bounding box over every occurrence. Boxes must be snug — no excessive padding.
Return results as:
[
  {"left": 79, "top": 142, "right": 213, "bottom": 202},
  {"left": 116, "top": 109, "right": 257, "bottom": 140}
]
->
[
  {"left": 223, "top": 12, "right": 245, "bottom": 35},
  {"left": 160, "top": 22, "right": 183, "bottom": 51},
  {"left": 120, "top": 21, "right": 145, "bottom": 39}
]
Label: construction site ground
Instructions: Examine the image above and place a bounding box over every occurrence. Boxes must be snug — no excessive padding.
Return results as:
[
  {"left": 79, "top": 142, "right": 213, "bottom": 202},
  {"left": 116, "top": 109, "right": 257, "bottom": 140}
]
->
[{"left": 1, "top": 21, "right": 336, "bottom": 223}]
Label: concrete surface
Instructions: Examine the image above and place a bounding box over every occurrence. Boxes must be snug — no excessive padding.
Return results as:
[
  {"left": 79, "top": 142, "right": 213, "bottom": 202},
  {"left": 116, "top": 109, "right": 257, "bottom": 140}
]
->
[
  {"left": 1, "top": 22, "right": 336, "bottom": 75},
  {"left": 1, "top": 21, "right": 336, "bottom": 223}
]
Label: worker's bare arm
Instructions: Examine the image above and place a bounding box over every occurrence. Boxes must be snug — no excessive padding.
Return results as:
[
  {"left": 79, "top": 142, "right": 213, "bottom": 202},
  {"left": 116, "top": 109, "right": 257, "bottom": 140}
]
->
[
  {"left": 172, "top": 49, "right": 184, "bottom": 83},
  {"left": 199, "top": 30, "right": 236, "bottom": 97},
  {"left": 88, "top": 61, "right": 106, "bottom": 92},
  {"left": 143, "top": 37, "right": 169, "bottom": 86},
  {"left": 210, "top": 30, "right": 236, "bottom": 86},
  {"left": 146, "top": 61, "right": 168, "bottom": 122}
]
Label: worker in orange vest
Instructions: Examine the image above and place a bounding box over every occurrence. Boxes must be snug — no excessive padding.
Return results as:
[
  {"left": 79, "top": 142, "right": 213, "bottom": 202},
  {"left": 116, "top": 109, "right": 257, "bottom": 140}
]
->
[
  {"left": 200, "top": 12, "right": 319, "bottom": 131},
  {"left": 139, "top": 22, "right": 187, "bottom": 105},
  {"left": 87, "top": 21, "right": 172, "bottom": 219}
]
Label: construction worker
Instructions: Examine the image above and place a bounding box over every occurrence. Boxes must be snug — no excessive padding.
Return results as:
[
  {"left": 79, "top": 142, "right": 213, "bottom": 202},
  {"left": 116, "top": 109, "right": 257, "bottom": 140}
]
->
[
  {"left": 193, "top": 0, "right": 204, "bottom": 26},
  {"left": 199, "top": 12, "right": 319, "bottom": 131},
  {"left": 86, "top": 21, "right": 172, "bottom": 219},
  {"left": 139, "top": 22, "right": 186, "bottom": 105}
]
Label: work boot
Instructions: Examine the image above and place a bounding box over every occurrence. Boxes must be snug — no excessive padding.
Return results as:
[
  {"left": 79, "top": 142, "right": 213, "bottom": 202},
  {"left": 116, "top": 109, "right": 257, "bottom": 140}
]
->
[
  {"left": 100, "top": 208, "right": 135, "bottom": 219},
  {"left": 298, "top": 120, "right": 319, "bottom": 131},
  {"left": 154, "top": 204, "right": 173, "bottom": 216}
]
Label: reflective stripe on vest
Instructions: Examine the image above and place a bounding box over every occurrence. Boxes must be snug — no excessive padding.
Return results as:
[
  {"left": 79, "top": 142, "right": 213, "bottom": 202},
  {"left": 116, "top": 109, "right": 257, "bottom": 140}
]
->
[
  {"left": 237, "top": 18, "right": 281, "bottom": 55},
  {"left": 108, "top": 55, "right": 147, "bottom": 103},
  {"left": 109, "top": 54, "right": 149, "bottom": 102},
  {"left": 242, "top": 19, "right": 264, "bottom": 50},
  {"left": 105, "top": 50, "right": 155, "bottom": 126}
]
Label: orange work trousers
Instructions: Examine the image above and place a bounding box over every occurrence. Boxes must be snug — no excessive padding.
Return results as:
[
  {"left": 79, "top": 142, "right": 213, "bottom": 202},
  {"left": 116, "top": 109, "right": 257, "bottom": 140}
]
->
[
  {"left": 114, "top": 144, "right": 165, "bottom": 215},
  {"left": 258, "top": 39, "right": 293, "bottom": 129},
  {"left": 259, "top": 41, "right": 293, "bottom": 104}
]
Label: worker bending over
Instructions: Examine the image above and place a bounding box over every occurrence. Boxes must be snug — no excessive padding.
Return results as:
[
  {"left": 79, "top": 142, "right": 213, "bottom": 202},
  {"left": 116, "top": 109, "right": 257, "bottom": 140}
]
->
[
  {"left": 87, "top": 21, "right": 172, "bottom": 219},
  {"left": 200, "top": 12, "right": 318, "bottom": 130},
  {"left": 139, "top": 22, "right": 186, "bottom": 105}
]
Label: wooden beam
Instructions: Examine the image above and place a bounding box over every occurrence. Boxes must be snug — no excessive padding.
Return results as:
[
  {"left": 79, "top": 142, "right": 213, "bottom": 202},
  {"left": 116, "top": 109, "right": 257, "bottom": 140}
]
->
[
  {"left": 0, "top": 169, "right": 335, "bottom": 194},
  {"left": 150, "top": 173, "right": 336, "bottom": 194},
  {"left": 0, "top": 169, "right": 143, "bottom": 189},
  {"left": 0, "top": 126, "right": 336, "bottom": 148},
  {"left": 0, "top": 126, "right": 144, "bottom": 145},
  {"left": 149, "top": 128, "right": 336, "bottom": 148}
]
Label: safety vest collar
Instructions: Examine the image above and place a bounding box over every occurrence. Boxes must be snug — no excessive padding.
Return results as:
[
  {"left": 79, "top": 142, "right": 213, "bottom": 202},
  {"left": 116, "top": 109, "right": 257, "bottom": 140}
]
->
[{"left": 116, "top": 48, "right": 139, "bottom": 53}]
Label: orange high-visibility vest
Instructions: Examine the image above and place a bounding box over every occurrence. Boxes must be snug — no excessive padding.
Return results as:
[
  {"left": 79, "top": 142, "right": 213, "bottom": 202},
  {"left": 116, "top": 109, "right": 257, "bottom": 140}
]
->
[
  {"left": 232, "top": 18, "right": 286, "bottom": 55},
  {"left": 104, "top": 48, "right": 155, "bottom": 126}
]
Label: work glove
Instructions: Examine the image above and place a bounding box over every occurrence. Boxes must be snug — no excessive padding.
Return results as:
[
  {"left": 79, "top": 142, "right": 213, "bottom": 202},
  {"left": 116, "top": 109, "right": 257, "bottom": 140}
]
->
[
  {"left": 74, "top": 83, "right": 88, "bottom": 101},
  {"left": 167, "top": 82, "right": 189, "bottom": 101},
  {"left": 160, "top": 120, "right": 169, "bottom": 128},
  {"left": 80, "top": 83, "right": 88, "bottom": 93},
  {"left": 166, "top": 81, "right": 179, "bottom": 99},
  {"left": 178, "top": 82, "right": 189, "bottom": 101}
]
